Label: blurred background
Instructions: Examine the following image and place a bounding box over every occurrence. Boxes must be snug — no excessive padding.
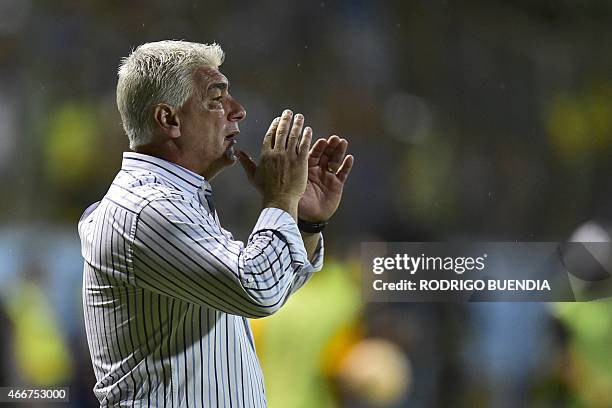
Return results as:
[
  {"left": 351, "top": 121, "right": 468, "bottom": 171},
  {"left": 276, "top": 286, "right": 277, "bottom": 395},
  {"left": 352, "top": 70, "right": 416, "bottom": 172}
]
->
[{"left": 1, "top": 0, "right": 612, "bottom": 406}]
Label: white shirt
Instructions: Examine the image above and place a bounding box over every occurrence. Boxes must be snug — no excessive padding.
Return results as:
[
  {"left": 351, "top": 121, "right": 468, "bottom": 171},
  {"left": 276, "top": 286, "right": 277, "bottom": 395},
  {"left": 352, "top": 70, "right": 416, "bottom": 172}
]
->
[{"left": 79, "top": 152, "right": 323, "bottom": 407}]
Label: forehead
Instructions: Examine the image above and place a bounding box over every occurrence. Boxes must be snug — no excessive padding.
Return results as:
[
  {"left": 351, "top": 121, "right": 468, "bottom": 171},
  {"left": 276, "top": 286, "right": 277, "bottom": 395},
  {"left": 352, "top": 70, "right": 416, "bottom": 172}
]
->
[{"left": 192, "top": 65, "right": 228, "bottom": 91}]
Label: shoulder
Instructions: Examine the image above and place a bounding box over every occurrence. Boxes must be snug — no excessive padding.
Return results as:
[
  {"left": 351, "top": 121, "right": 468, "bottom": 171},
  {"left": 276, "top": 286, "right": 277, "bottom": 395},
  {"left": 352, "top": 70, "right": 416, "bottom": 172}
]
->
[{"left": 105, "top": 169, "right": 197, "bottom": 216}]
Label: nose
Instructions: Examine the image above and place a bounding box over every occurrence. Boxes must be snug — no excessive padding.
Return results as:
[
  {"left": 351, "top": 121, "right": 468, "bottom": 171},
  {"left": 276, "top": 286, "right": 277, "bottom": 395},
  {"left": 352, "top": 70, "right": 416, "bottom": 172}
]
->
[{"left": 228, "top": 97, "right": 246, "bottom": 122}]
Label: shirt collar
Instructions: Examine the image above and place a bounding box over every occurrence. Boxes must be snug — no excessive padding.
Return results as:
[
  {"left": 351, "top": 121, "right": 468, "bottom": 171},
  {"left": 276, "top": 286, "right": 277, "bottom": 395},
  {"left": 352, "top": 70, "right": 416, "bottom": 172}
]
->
[{"left": 121, "top": 152, "right": 211, "bottom": 196}]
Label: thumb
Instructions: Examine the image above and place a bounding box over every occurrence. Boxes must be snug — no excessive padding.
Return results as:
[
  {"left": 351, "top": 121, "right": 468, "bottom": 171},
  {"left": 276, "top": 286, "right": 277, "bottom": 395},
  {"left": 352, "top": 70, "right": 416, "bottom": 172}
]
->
[{"left": 236, "top": 150, "right": 257, "bottom": 181}]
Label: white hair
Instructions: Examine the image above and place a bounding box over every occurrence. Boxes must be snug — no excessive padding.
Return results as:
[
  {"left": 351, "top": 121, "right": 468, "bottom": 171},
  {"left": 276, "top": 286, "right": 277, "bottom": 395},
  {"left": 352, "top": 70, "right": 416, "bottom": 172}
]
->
[{"left": 116, "top": 40, "right": 225, "bottom": 149}]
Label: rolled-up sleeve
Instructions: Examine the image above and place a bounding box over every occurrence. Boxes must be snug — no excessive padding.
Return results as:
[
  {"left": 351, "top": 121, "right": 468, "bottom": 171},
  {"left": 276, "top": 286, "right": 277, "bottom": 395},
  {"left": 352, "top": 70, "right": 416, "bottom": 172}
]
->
[{"left": 131, "top": 197, "right": 320, "bottom": 318}]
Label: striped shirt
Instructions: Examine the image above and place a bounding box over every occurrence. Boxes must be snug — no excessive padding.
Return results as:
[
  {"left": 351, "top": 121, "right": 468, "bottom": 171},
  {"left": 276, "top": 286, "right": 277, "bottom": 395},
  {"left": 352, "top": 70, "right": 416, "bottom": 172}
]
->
[{"left": 79, "top": 152, "right": 323, "bottom": 407}]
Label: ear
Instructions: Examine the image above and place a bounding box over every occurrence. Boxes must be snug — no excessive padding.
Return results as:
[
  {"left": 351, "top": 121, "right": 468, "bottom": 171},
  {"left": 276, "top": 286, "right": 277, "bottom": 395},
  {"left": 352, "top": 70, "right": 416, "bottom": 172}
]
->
[{"left": 153, "top": 104, "right": 181, "bottom": 139}]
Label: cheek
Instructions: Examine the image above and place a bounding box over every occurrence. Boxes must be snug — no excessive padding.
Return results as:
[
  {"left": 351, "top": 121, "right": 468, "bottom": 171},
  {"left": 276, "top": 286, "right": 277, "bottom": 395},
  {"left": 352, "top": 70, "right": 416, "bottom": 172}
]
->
[
  {"left": 205, "top": 101, "right": 226, "bottom": 115},
  {"left": 203, "top": 107, "right": 226, "bottom": 129}
]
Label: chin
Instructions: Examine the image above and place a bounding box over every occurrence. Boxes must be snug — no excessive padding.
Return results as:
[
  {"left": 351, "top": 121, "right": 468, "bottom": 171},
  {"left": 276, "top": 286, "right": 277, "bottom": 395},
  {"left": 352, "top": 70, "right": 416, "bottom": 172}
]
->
[{"left": 223, "top": 145, "right": 238, "bottom": 162}]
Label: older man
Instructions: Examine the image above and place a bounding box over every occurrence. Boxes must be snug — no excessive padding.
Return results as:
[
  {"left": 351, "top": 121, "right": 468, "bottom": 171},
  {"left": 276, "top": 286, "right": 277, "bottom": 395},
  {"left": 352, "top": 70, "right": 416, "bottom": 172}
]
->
[{"left": 78, "top": 40, "right": 353, "bottom": 407}]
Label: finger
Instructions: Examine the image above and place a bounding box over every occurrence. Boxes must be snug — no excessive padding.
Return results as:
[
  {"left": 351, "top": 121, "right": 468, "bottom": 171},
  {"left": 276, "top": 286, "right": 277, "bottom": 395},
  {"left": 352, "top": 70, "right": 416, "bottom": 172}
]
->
[
  {"left": 308, "top": 138, "right": 327, "bottom": 166},
  {"left": 274, "top": 109, "right": 293, "bottom": 150},
  {"left": 236, "top": 150, "right": 257, "bottom": 180},
  {"left": 327, "top": 135, "right": 341, "bottom": 145},
  {"left": 298, "top": 126, "right": 313, "bottom": 159},
  {"left": 336, "top": 154, "right": 354, "bottom": 182},
  {"left": 263, "top": 117, "right": 280, "bottom": 151},
  {"left": 318, "top": 135, "right": 342, "bottom": 170},
  {"left": 327, "top": 138, "right": 348, "bottom": 173},
  {"left": 286, "top": 113, "right": 304, "bottom": 152}
]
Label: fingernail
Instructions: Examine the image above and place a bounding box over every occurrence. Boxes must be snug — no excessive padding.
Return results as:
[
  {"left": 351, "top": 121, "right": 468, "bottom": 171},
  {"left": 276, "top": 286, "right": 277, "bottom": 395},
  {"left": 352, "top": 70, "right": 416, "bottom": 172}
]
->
[
  {"left": 283, "top": 109, "right": 292, "bottom": 116},
  {"left": 295, "top": 113, "right": 303, "bottom": 120}
]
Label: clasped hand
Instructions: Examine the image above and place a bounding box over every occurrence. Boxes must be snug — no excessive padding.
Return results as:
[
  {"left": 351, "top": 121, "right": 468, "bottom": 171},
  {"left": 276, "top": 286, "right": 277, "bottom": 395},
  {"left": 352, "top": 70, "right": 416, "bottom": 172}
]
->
[{"left": 237, "top": 110, "right": 354, "bottom": 223}]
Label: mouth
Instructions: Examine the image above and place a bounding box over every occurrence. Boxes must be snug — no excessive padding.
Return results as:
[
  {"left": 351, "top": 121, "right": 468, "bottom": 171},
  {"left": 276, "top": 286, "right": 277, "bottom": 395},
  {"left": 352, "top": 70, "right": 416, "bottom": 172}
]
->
[
  {"left": 225, "top": 131, "right": 240, "bottom": 144},
  {"left": 224, "top": 131, "right": 239, "bottom": 161}
]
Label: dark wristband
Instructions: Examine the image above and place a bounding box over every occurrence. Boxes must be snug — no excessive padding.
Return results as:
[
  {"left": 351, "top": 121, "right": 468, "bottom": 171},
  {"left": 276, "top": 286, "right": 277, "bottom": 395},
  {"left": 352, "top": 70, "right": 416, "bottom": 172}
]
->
[{"left": 298, "top": 218, "right": 327, "bottom": 233}]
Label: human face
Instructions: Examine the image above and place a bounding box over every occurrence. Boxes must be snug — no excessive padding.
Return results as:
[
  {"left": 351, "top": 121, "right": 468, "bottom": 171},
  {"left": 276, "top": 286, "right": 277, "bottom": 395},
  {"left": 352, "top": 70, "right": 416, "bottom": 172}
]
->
[{"left": 178, "top": 65, "right": 246, "bottom": 179}]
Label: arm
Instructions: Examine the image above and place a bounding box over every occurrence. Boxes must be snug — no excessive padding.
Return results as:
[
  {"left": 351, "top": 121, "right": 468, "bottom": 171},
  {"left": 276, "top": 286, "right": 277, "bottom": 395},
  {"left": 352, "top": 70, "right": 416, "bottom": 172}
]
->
[
  {"left": 133, "top": 198, "right": 308, "bottom": 318},
  {"left": 284, "top": 232, "right": 324, "bottom": 297},
  {"left": 216, "top": 220, "right": 324, "bottom": 299},
  {"left": 301, "top": 231, "right": 322, "bottom": 261}
]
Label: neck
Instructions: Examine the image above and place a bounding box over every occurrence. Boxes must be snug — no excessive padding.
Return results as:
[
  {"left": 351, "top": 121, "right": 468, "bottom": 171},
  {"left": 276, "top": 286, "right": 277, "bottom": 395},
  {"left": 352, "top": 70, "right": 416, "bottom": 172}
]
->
[{"left": 135, "top": 142, "right": 207, "bottom": 177}]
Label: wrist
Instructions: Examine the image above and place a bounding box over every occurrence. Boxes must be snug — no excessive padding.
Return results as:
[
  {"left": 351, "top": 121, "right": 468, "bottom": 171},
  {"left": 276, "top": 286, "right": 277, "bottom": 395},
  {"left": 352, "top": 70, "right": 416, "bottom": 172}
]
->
[
  {"left": 297, "top": 218, "right": 328, "bottom": 233},
  {"left": 263, "top": 195, "right": 299, "bottom": 220}
]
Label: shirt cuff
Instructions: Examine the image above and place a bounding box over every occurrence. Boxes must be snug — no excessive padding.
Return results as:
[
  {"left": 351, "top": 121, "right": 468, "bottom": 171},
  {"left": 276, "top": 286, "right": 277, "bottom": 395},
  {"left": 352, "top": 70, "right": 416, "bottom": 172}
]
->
[{"left": 250, "top": 207, "right": 308, "bottom": 270}]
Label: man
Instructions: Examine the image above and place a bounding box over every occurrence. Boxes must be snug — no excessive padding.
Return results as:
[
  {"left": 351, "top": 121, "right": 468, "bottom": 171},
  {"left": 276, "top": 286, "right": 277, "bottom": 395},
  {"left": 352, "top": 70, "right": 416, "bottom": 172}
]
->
[{"left": 78, "top": 40, "right": 353, "bottom": 407}]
